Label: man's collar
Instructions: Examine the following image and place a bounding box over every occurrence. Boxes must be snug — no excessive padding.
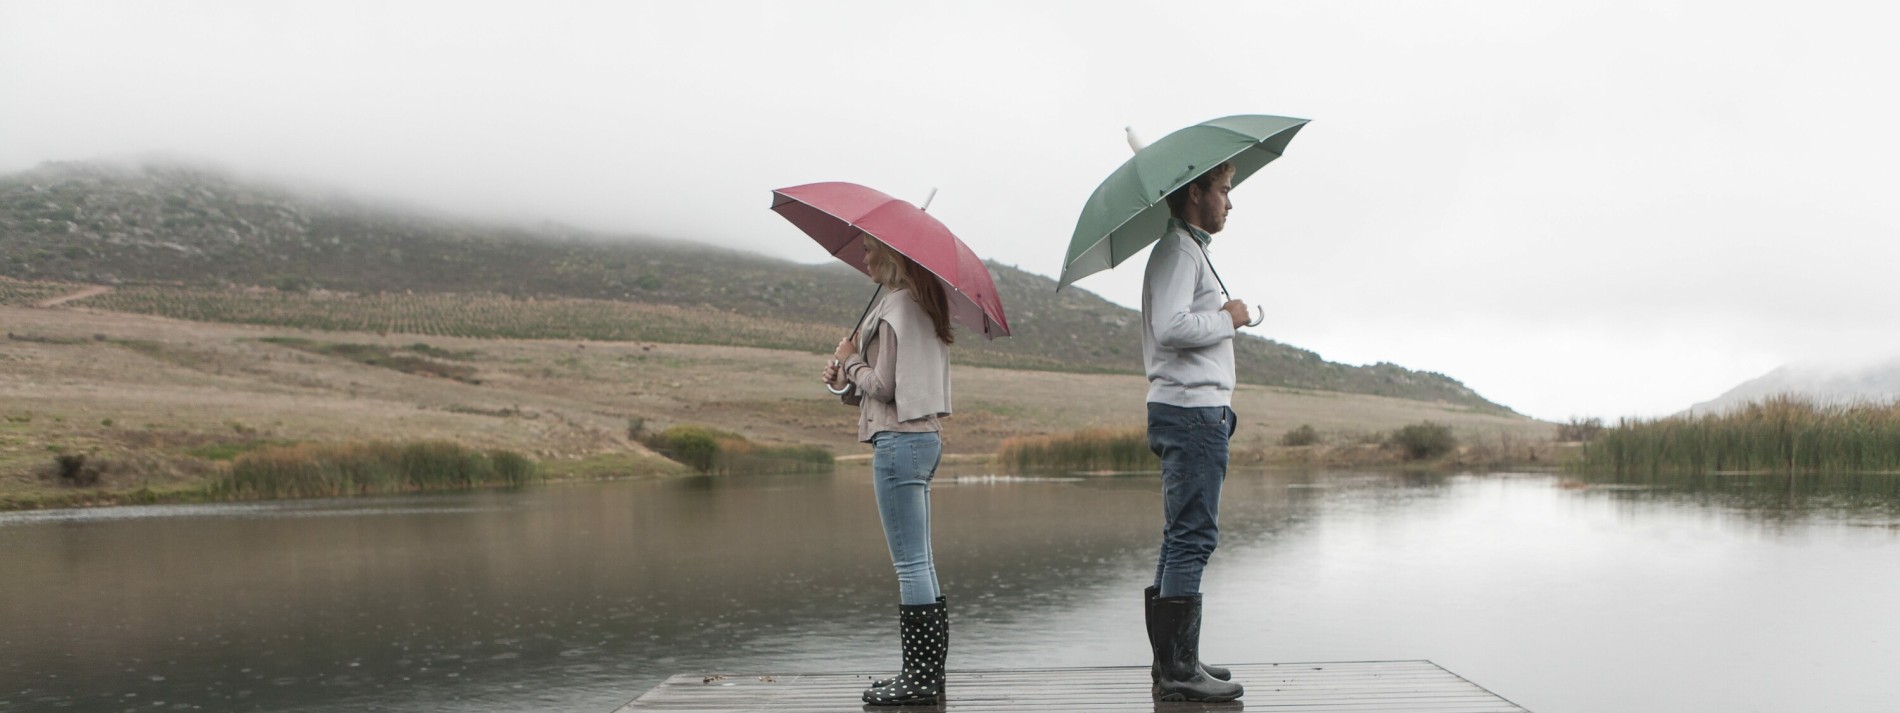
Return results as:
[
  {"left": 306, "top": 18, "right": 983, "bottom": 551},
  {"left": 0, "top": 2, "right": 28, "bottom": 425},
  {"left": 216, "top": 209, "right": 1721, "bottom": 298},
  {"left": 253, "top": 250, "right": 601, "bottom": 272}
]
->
[{"left": 1168, "top": 217, "right": 1214, "bottom": 247}]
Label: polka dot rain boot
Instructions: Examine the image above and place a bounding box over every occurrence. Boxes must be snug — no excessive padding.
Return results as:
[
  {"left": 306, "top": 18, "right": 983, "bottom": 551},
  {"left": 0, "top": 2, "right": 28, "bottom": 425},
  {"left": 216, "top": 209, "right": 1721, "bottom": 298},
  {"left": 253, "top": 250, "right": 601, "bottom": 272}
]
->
[
  {"left": 861, "top": 600, "right": 947, "bottom": 706},
  {"left": 869, "top": 595, "right": 945, "bottom": 695}
]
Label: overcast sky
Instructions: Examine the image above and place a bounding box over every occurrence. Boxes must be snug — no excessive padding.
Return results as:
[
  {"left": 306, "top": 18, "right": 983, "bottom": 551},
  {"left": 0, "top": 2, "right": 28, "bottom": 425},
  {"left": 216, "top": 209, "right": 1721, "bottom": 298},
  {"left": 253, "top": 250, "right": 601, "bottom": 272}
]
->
[{"left": 5, "top": 1, "right": 1897, "bottom": 422}]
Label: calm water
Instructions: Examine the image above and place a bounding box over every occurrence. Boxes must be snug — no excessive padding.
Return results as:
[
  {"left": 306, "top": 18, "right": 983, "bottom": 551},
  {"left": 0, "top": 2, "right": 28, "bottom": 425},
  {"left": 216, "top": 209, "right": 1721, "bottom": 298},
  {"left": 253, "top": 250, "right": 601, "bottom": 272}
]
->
[{"left": 3, "top": 467, "right": 1898, "bottom": 713}]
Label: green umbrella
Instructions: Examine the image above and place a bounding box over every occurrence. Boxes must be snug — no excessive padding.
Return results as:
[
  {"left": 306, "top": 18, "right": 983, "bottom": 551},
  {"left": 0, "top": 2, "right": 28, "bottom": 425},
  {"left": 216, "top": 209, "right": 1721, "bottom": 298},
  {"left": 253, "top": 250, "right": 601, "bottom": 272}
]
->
[{"left": 1059, "top": 114, "right": 1309, "bottom": 289}]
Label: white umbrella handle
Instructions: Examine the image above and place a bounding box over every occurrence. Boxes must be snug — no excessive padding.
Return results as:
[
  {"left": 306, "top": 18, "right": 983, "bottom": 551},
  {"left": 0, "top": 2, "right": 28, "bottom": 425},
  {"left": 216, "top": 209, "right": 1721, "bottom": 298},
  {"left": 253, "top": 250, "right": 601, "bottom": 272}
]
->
[
  {"left": 826, "top": 359, "right": 854, "bottom": 395},
  {"left": 823, "top": 285, "right": 881, "bottom": 396}
]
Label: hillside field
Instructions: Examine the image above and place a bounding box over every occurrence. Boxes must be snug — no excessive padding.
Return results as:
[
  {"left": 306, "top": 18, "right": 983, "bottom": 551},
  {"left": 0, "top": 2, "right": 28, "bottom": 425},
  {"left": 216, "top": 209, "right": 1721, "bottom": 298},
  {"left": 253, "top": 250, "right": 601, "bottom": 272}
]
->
[{"left": 1, "top": 298, "right": 1551, "bottom": 505}]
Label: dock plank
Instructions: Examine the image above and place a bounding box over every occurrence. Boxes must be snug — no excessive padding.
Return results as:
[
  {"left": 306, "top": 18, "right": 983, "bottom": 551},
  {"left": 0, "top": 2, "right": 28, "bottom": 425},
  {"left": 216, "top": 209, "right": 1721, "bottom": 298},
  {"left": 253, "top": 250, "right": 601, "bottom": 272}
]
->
[{"left": 616, "top": 661, "right": 1528, "bottom": 712}]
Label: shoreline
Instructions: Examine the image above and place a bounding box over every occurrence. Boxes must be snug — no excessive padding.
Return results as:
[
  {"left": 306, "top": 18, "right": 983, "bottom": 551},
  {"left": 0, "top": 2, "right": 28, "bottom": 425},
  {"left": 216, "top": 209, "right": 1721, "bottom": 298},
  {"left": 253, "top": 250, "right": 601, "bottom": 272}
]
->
[{"left": 4, "top": 446, "right": 1574, "bottom": 513}]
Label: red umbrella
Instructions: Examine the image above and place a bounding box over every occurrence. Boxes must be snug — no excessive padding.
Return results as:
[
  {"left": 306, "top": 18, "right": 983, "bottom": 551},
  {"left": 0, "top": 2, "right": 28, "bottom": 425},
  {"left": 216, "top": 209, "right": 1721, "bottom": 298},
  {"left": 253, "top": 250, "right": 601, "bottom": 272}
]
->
[{"left": 771, "top": 182, "right": 1011, "bottom": 340}]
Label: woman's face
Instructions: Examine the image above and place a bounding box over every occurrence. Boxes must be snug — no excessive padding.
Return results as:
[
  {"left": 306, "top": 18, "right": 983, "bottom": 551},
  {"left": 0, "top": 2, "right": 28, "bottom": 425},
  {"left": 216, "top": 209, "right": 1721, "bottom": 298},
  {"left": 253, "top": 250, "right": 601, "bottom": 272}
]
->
[{"left": 864, "top": 238, "right": 898, "bottom": 288}]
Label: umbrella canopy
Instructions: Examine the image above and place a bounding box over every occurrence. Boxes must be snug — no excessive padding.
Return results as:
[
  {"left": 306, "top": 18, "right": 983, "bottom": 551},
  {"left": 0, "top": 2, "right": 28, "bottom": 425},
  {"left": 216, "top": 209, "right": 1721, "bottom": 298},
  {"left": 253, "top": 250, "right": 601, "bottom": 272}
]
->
[
  {"left": 771, "top": 182, "right": 1011, "bottom": 339},
  {"left": 1059, "top": 114, "right": 1309, "bottom": 289}
]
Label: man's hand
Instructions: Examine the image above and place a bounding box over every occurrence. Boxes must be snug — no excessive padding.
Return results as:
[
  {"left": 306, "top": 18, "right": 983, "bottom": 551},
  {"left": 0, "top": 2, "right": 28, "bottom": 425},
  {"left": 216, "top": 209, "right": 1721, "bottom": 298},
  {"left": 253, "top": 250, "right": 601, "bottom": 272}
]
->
[{"left": 1222, "top": 299, "right": 1249, "bottom": 329}]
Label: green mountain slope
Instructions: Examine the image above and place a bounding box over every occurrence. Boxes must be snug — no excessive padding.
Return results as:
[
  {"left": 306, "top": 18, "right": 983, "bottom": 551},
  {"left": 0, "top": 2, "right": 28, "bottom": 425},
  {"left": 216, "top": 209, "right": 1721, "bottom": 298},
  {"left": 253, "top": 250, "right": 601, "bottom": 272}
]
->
[{"left": 0, "top": 160, "right": 1512, "bottom": 412}]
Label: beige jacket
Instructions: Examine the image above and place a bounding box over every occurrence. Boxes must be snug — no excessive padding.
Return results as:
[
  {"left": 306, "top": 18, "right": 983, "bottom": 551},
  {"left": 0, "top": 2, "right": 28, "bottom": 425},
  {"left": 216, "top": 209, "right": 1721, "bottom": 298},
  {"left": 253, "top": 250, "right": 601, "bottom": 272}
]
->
[{"left": 840, "top": 289, "right": 952, "bottom": 442}]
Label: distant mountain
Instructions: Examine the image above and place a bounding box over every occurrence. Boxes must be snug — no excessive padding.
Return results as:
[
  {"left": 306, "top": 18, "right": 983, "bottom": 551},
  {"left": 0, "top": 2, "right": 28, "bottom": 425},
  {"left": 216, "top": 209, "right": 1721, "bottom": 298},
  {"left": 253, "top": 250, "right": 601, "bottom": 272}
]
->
[
  {"left": 0, "top": 160, "right": 1514, "bottom": 413},
  {"left": 1687, "top": 359, "right": 1900, "bottom": 415}
]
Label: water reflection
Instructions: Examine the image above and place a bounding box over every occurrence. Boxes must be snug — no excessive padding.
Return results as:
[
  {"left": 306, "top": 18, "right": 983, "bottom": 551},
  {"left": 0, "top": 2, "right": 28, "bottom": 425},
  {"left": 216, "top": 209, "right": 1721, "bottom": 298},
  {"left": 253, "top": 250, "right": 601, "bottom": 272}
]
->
[
  {"left": 1, "top": 468, "right": 1895, "bottom": 713},
  {"left": 1568, "top": 469, "right": 1900, "bottom": 525}
]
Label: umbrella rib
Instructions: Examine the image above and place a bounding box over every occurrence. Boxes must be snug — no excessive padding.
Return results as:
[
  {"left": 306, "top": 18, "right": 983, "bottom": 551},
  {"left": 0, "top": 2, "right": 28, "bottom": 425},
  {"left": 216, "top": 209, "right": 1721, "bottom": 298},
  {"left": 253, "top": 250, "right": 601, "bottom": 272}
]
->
[{"left": 830, "top": 229, "right": 868, "bottom": 257}]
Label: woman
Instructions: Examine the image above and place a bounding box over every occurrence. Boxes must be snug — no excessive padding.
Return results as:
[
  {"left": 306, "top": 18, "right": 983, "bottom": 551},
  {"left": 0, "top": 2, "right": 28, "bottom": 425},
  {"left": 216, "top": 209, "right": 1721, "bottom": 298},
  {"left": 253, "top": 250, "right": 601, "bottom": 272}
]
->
[{"left": 821, "top": 236, "right": 955, "bottom": 706}]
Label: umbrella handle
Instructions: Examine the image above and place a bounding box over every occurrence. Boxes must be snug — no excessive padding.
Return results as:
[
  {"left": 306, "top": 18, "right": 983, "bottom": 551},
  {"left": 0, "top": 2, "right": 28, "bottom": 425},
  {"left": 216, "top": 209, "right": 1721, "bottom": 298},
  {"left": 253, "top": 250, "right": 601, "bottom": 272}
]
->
[
  {"left": 1226, "top": 299, "right": 1266, "bottom": 329},
  {"left": 826, "top": 358, "right": 854, "bottom": 396},
  {"left": 824, "top": 285, "right": 882, "bottom": 397}
]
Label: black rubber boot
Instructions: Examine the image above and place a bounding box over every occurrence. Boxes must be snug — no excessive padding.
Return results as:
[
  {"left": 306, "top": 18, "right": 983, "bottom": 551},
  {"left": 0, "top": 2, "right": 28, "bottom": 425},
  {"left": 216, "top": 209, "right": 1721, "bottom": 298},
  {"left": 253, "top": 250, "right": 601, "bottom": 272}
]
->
[
  {"left": 870, "top": 595, "right": 947, "bottom": 696},
  {"left": 861, "top": 600, "right": 947, "bottom": 706},
  {"left": 1151, "top": 594, "right": 1243, "bottom": 703},
  {"left": 1145, "top": 586, "right": 1231, "bottom": 690}
]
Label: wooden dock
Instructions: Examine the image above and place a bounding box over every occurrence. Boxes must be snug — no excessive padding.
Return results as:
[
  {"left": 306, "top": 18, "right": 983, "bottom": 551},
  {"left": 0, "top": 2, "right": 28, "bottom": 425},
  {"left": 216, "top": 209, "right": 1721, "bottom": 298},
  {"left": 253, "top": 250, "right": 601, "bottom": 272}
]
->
[{"left": 617, "top": 660, "right": 1528, "bottom": 712}]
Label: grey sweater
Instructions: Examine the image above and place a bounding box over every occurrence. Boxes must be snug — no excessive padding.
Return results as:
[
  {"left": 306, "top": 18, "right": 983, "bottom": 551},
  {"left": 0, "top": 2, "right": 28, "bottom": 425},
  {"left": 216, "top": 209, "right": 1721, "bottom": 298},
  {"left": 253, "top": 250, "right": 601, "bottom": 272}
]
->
[{"left": 1141, "top": 220, "right": 1237, "bottom": 408}]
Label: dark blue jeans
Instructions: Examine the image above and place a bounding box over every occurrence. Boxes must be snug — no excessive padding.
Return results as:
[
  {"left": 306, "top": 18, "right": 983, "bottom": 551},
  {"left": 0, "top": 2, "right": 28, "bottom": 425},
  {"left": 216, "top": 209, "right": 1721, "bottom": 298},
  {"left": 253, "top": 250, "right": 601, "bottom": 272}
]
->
[{"left": 1148, "top": 402, "right": 1234, "bottom": 598}]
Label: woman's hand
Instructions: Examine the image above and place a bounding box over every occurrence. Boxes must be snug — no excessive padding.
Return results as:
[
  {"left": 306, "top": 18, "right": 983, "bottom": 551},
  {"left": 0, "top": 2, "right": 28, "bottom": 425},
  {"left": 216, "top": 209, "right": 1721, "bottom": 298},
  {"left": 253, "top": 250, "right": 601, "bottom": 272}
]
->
[
  {"left": 833, "top": 336, "right": 859, "bottom": 362},
  {"left": 821, "top": 360, "right": 843, "bottom": 388}
]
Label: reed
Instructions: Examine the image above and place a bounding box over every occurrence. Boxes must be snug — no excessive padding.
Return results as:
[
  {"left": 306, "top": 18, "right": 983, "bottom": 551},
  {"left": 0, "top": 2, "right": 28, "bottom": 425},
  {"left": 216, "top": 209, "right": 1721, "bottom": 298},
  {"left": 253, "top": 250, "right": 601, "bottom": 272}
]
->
[
  {"left": 639, "top": 424, "right": 833, "bottom": 475},
  {"left": 996, "top": 427, "right": 1157, "bottom": 473},
  {"left": 217, "top": 441, "right": 539, "bottom": 498},
  {"left": 1578, "top": 396, "right": 1900, "bottom": 475}
]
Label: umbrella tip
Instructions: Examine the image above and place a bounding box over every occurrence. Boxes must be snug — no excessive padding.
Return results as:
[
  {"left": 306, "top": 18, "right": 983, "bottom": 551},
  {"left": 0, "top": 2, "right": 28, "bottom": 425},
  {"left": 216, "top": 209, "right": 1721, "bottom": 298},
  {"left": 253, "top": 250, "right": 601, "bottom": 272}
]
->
[{"left": 1125, "top": 126, "right": 1146, "bottom": 153}]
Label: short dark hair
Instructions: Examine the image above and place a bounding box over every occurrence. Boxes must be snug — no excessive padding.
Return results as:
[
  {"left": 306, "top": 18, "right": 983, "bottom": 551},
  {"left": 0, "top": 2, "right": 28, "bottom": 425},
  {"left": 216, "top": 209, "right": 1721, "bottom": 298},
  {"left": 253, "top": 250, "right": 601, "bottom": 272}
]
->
[{"left": 1164, "top": 162, "right": 1236, "bottom": 218}]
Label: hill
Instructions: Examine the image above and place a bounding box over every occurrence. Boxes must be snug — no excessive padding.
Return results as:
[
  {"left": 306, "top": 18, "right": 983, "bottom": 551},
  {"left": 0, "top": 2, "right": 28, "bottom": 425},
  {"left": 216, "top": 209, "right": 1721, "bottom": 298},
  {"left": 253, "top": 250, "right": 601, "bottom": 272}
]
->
[
  {"left": 0, "top": 160, "right": 1511, "bottom": 412},
  {"left": 1686, "top": 358, "right": 1900, "bottom": 415}
]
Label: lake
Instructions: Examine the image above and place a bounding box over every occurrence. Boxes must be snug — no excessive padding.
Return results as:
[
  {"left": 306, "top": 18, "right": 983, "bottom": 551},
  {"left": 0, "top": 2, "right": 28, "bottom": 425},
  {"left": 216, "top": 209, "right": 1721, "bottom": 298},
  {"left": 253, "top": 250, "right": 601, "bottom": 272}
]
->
[{"left": 3, "top": 467, "right": 1897, "bottom": 712}]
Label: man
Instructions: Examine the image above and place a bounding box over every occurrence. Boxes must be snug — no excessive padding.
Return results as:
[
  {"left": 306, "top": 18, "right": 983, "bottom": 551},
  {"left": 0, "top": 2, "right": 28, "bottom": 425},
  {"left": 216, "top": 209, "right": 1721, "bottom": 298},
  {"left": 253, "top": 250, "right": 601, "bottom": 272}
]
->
[{"left": 1139, "top": 160, "right": 1247, "bottom": 703}]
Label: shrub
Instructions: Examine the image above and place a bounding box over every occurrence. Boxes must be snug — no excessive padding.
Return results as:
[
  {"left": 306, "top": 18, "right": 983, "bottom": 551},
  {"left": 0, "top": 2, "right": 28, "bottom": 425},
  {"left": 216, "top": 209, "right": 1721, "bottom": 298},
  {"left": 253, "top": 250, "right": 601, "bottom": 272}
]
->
[
  {"left": 1279, "top": 424, "right": 1320, "bottom": 447},
  {"left": 53, "top": 453, "right": 101, "bottom": 487},
  {"left": 654, "top": 425, "right": 721, "bottom": 472},
  {"left": 1391, "top": 421, "right": 1457, "bottom": 461}
]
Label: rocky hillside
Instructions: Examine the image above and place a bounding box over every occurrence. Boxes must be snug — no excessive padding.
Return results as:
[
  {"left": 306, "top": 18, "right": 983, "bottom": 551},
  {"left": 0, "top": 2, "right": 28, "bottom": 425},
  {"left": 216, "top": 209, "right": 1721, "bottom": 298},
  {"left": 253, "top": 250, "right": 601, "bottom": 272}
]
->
[{"left": 0, "top": 160, "right": 1511, "bottom": 412}]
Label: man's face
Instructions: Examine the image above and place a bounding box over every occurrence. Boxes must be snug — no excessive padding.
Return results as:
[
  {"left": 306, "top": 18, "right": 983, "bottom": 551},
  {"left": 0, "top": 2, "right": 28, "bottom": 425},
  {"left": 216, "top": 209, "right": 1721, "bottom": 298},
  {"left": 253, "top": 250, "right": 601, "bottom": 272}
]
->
[{"left": 1192, "top": 171, "right": 1234, "bottom": 234}]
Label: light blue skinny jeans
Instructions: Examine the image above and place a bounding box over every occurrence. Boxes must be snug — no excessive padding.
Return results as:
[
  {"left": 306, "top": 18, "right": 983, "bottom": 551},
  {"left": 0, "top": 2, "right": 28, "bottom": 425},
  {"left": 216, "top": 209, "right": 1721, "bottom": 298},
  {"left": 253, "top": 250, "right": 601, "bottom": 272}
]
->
[{"left": 871, "top": 430, "right": 943, "bottom": 606}]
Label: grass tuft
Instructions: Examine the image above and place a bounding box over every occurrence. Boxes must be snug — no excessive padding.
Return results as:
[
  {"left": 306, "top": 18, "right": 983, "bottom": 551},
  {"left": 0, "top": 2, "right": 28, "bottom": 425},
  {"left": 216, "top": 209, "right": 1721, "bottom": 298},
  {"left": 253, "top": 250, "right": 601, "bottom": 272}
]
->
[
  {"left": 638, "top": 424, "right": 832, "bottom": 475},
  {"left": 1279, "top": 424, "right": 1321, "bottom": 447},
  {"left": 996, "top": 427, "right": 1156, "bottom": 472},
  {"left": 216, "top": 441, "right": 539, "bottom": 498}
]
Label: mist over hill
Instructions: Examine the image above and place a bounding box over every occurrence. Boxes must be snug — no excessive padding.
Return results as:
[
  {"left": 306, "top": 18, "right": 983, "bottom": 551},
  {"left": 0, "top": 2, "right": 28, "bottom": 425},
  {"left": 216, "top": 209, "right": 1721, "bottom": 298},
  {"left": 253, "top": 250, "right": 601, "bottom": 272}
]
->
[
  {"left": 1686, "top": 358, "right": 1900, "bottom": 415},
  {"left": 0, "top": 160, "right": 1512, "bottom": 412}
]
